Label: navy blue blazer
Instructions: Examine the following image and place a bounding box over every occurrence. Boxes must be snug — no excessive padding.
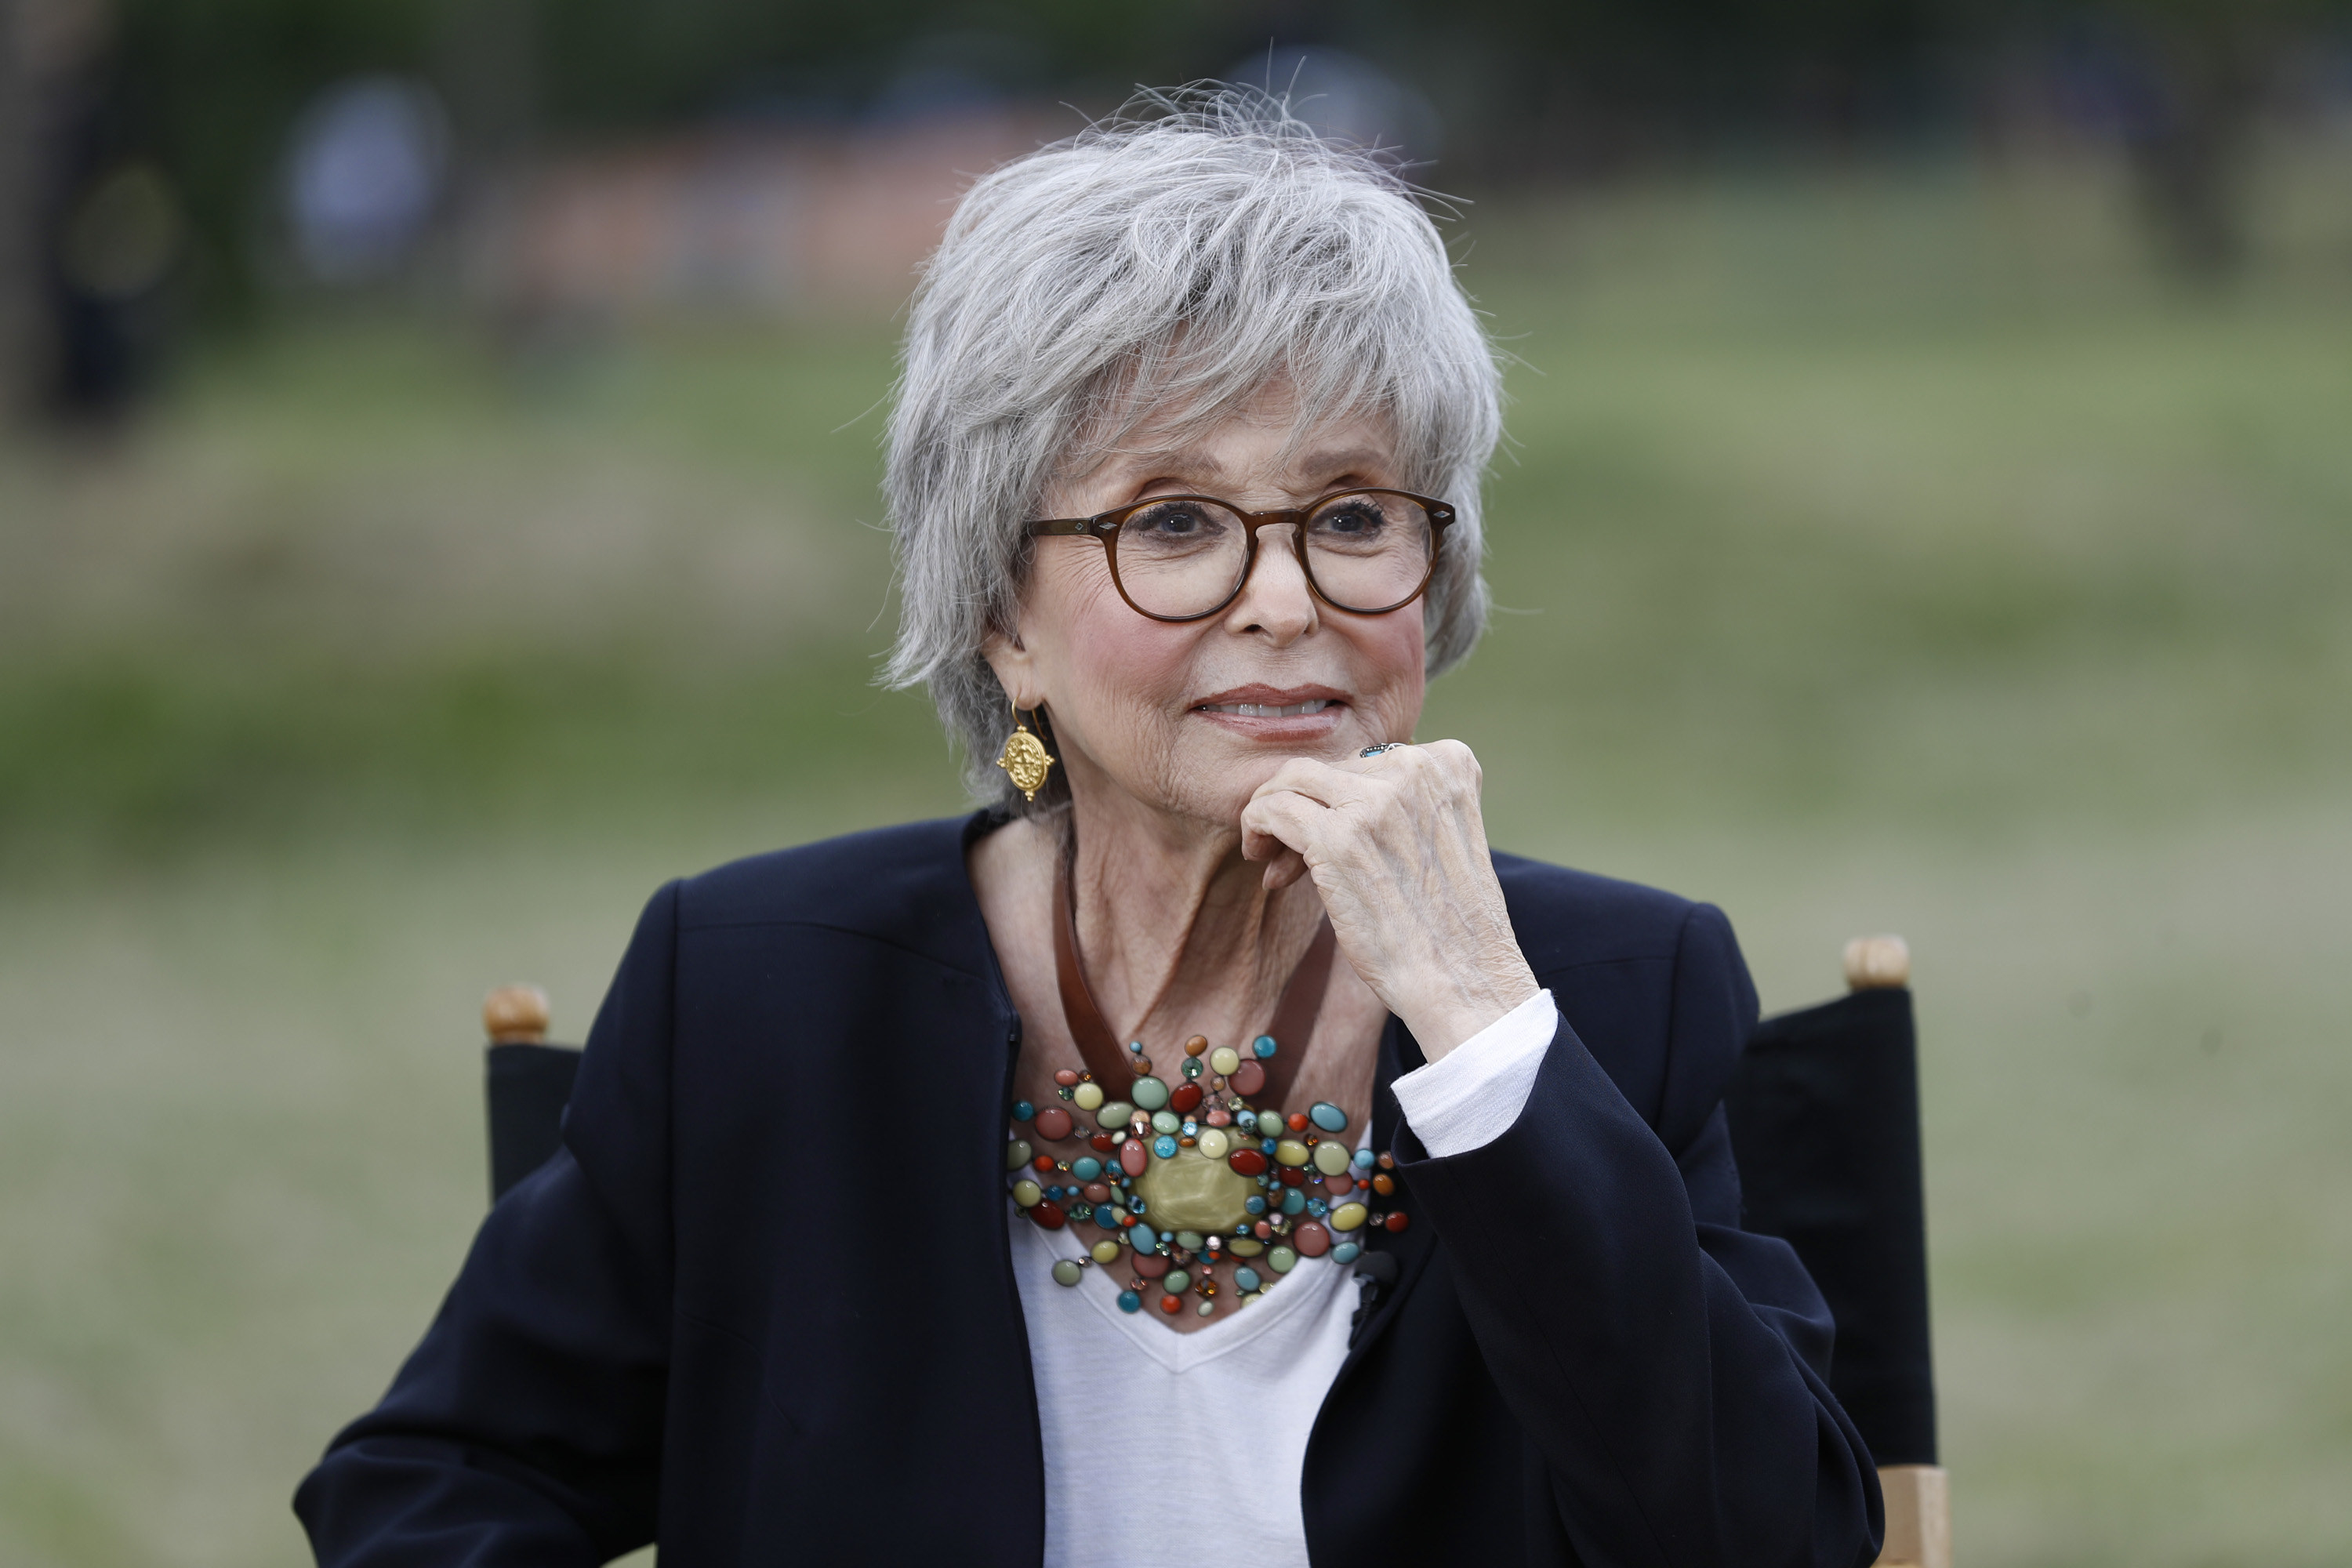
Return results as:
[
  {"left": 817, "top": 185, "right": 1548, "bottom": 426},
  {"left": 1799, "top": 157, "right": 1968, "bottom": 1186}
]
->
[{"left": 296, "top": 813, "right": 1882, "bottom": 1566}]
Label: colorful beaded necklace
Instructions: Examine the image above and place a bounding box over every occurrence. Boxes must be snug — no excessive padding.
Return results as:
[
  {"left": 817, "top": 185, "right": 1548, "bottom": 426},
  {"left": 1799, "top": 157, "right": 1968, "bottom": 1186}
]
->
[{"left": 1002, "top": 872, "right": 1410, "bottom": 1319}]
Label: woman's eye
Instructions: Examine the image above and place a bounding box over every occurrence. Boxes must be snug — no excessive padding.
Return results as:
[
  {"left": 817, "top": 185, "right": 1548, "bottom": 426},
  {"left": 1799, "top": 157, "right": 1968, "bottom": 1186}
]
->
[
  {"left": 1131, "top": 503, "right": 1208, "bottom": 536},
  {"left": 1315, "top": 501, "right": 1385, "bottom": 535}
]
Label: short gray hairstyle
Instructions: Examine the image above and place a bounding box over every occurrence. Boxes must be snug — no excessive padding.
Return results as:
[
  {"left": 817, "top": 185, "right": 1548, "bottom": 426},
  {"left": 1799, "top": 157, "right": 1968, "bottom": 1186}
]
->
[{"left": 882, "top": 85, "right": 1504, "bottom": 808}]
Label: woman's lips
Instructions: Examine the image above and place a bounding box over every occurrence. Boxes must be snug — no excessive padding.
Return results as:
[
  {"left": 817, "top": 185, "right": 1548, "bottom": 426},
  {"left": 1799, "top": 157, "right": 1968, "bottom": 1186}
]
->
[
  {"left": 1191, "top": 695, "right": 1346, "bottom": 736},
  {"left": 1196, "top": 698, "right": 1333, "bottom": 718}
]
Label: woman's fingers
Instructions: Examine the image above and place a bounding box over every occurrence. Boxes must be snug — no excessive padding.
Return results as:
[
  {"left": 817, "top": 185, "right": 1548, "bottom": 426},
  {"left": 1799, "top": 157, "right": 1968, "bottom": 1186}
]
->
[{"left": 1237, "top": 739, "right": 1534, "bottom": 1058}]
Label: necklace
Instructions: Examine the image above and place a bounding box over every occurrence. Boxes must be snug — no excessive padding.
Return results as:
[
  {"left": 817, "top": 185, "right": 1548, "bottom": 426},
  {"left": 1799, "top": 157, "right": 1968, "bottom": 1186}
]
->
[{"left": 1003, "top": 869, "right": 1410, "bottom": 1319}]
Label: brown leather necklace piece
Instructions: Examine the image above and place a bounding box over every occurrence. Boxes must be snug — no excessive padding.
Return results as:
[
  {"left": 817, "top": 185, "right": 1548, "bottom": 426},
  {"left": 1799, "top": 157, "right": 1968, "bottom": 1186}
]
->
[{"left": 1051, "top": 861, "right": 1336, "bottom": 1109}]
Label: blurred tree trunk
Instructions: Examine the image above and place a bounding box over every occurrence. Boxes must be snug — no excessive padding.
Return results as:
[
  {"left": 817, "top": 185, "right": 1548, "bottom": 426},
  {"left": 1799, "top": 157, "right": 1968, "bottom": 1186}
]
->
[
  {"left": 0, "top": 0, "right": 50, "bottom": 421},
  {"left": 438, "top": 0, "right": 537, "bottom": 176},
  {"left": 2124, "top": 9, "right": 2264, "bottom": 281}
]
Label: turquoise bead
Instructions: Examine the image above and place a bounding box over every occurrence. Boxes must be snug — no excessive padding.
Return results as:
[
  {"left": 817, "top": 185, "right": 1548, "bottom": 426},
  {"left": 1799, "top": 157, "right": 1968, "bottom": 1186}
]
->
[
  {"left": 1011, "top": 1100, "right": 1035, "bottom": 1121},
  {"left": 1244, "top": 1196, "right": 1266, "bottom": 1214},
  {"left": 1071, "top": 1156, "right": 1102, "bottom": 1182},
  {"left": 1331, "top": 1242, "right": 1360, "bottom": 1265},
  {"left": 1128, "top": 1040, "right": 1145, "bottom": 1054},
  {"left": 1117, "top": 1290, "right": 1142, "bottom": 1313},
  {"left": 1253, "top": 1035, "right": 1278, "bottom": 1058},
  {"left": 1234, "top": 1266, "right": 1262, "bottom": 1292},
  {"left": 1308, "top": 1102, "right": 1347, "bottom": 1133},
  {"left": 1153, "top": 1134, "right": 1178, "bottom": 1158},
  {"left": 1281, "top": 1188, "right": 1306, "bottom": 1215},
  {"left": 1131, "top": 1076, "right": 1171, "bottom": 1112},
  {"left": 1352, "top": 1148, "right": 1376, "bottom": 1170}
]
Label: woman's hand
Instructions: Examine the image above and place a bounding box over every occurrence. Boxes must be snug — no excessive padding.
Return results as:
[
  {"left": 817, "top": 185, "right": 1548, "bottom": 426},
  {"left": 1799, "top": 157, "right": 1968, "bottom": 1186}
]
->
[{"left": 1240, "top": 741, "right": 1540, "bottom": 1059}]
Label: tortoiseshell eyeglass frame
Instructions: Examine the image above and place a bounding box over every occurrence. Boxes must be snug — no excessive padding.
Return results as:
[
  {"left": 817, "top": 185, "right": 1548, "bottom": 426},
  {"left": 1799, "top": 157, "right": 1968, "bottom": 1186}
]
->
[{"left": 1022, "top": 488, "right": 1457, "bottom": 623}]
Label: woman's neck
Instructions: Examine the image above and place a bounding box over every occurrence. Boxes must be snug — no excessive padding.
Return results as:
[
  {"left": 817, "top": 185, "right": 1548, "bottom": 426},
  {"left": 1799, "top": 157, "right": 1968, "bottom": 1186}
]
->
[{"left": 1061, "top": 786, "right": 1327, "bottom": 1052}]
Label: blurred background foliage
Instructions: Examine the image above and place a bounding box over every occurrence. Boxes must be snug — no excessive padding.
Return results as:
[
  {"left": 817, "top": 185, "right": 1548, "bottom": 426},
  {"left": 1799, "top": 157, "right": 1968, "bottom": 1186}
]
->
[{"left": 3, "top": 1, "right": 2352, "bottom": 1565}]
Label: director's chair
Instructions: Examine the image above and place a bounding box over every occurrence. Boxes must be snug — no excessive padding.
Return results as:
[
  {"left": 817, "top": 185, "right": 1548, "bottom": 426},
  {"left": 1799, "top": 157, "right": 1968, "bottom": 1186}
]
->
[{"left": 474, "top": 933, "right": 1951, "bottom": 1568}]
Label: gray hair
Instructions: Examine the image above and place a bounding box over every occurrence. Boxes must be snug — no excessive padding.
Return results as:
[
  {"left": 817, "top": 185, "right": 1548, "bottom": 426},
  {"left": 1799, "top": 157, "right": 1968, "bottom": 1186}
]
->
[{"left": 881, "top": 85, "right": 1504, "bottom": 808}]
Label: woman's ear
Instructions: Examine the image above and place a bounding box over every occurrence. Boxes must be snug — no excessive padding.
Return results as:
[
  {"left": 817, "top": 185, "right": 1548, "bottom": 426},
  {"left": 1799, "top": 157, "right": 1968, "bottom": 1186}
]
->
[{"left": 981, "top": 622, "right": 1039, "bottom": 711}]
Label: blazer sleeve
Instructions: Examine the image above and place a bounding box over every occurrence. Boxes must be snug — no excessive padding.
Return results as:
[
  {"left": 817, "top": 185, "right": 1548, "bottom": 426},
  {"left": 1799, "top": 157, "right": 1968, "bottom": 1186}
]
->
[
  {"left": 1394, "top": 902, "right": 1884, "bottom": 1568},
  {"left": 293, "top": 881, "right": 682, "bottom": 1566}
]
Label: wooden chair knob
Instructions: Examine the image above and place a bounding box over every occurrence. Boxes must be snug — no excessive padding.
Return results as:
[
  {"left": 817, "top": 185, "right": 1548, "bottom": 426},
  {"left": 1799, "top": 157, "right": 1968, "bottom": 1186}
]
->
[
  {"left": 484, "top": 984, "right": 550, "bottom": 1044},
  {"left": 1842, "top": 935, "right": 1911, "bottom": 991}
]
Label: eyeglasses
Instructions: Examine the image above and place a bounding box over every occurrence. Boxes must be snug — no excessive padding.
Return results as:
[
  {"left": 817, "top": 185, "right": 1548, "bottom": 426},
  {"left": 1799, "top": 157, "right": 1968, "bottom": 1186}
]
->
[{"left": 1024, "top": 489, "right": 1456, "bottom": 622}]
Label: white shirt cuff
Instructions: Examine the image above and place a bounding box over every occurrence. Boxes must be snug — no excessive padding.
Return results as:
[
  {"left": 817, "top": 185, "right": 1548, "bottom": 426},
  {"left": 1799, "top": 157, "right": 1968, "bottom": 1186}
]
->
[{"left": 1392, "top": 989, "right": 1557, "bottom": 1158}]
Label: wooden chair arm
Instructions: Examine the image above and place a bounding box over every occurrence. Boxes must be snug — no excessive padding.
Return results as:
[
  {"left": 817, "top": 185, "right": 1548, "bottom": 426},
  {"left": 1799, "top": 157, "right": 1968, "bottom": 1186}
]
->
[{"left": 1874, "top": 1463, "right": 1950, "bottom": 1567}]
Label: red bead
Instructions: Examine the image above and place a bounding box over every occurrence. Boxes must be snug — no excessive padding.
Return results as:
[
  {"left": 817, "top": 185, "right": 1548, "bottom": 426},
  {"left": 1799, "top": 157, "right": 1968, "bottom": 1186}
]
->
[
  {"left": 1287, "top": 1112, "right": 1309, "bottom": 1133},
  {"left": 1226, "top": 1149, "right": 1269, "bottom": 1177},
  {"left": 1160, "top": 1294, "right": 1181, "bottom": 1315},
  {"left": 1229, "top": 1061, "right": 1266, "bottom": 1096},
  {"left": 1120, "top": 1140, "right": 1149, "bottom": 1177},
  {"left": 1033, "top": 1155, "right": 1055, "bottom": 1174},
  {"left": 1278, "top": 1168, "right": 1305, "bottom": 1188},
  {"left": 1091, "top": 1133, "right": 1116, "bottom": 1153},
  {"left": 1134, "top": 1253, "right": 1170, "bottom": 1279},
  {"left": 1033, "top": 1106, "right": 1074, "bottom": 1142},
  {"left": 1385, "top": 1211, "right": 1410, "bottom": 1232},
  {"left": 1327, "top": 1174, "right": 1353, "bottom": 1196},
  {"left": 1030, "top": 1200, "right": 1066, "bottom": 1230},
  {"left": 1054, "top": 1068, "right": 1080, "bottom": 1086},
  {"left": 1253, "top": 1220, "right": 1272, "bottom": 1240},
  {"left": 1293, "top": 1221, "right": 1331, "bottom": 1258},
  {"left": 1169, "top": 1083, "right": 1203, "bottom": 1115},
  {"left": 1083, "top": 1181, "right": 1112, "bottom": 1204}
]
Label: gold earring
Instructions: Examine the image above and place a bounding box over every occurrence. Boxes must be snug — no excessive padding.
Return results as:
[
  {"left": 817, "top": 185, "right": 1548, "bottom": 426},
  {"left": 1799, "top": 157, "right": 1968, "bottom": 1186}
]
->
[{"left": 995, "top": 705, "right": 1057, "bottom": 803}]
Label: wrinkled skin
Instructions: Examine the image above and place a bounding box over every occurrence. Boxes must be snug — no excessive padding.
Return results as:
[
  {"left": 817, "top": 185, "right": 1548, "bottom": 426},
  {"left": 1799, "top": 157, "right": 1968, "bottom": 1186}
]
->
[{"left": 970, "top": 390, "right": 1537, "bottom": 1331}]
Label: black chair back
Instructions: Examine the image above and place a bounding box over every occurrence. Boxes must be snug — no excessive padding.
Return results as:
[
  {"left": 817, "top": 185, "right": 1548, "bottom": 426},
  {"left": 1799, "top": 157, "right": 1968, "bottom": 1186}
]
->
[
  {"left": 486, "top": 1042, "right": 583, "bottom": 1201},
  {"left": 1725, "top": 982, "right": 1937, "bottom": 1468}
]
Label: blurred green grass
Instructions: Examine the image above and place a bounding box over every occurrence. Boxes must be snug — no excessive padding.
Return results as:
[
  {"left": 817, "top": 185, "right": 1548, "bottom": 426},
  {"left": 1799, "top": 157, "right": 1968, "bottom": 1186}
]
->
[{"left": 2, "top": 153, "right": 2350, "bottom": 1566}]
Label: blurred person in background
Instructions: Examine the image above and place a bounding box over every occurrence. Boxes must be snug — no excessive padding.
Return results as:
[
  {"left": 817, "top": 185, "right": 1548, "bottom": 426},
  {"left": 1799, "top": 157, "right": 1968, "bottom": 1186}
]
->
[{"left": 294, "top": 89, "right": 1882, "bottom": 1567}]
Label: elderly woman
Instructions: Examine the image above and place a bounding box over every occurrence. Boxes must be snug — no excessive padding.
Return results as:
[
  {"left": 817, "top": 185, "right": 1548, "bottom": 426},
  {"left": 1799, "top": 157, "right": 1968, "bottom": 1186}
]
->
[{"left": 296, "top": 95, "right": 1879, "bottom": 1567}]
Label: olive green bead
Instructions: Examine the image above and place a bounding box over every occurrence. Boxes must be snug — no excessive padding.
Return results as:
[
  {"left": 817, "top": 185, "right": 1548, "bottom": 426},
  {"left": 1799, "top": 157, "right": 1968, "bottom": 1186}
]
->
[
  {"left": 1268, "top": 1246, "right": 1298, "bottom": 1273},
  {"left": 1005, "top": 1140, "right": 1033, "bottom": 1171},
  {"left": 1051, "top": 1259, "right": 1084, "bottom": 1287}
]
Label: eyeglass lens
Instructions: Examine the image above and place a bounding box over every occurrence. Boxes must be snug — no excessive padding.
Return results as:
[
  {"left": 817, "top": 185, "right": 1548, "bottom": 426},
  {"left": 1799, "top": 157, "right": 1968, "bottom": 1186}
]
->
[{"left": 1110, "top": 492, "right": 1436, "bottom": 618}]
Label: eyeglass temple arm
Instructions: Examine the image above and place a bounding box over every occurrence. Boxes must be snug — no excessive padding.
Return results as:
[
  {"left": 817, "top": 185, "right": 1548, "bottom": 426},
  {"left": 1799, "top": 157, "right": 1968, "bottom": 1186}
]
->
[{"left": 1025, "top": 517, "right": 1102, "bottom": 537}]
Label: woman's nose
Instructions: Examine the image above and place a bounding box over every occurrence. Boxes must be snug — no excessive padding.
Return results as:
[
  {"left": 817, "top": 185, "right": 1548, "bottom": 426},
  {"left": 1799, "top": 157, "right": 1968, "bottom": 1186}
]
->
[{"left": 1221, "top": 523, "right": 1318, "bottom": 644}]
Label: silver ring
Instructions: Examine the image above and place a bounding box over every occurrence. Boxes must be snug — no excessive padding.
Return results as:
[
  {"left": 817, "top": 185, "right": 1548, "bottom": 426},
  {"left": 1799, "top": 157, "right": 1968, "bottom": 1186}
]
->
[{"left": 1359, "top": 742, "right": 1406, "bottom": 758}]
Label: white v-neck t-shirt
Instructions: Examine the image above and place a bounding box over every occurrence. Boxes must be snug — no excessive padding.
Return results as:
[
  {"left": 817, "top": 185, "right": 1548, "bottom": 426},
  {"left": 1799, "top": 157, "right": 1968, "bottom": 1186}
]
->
[{"left": 1011, "top": 989, "right": 1557, "bottom": 1568}]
